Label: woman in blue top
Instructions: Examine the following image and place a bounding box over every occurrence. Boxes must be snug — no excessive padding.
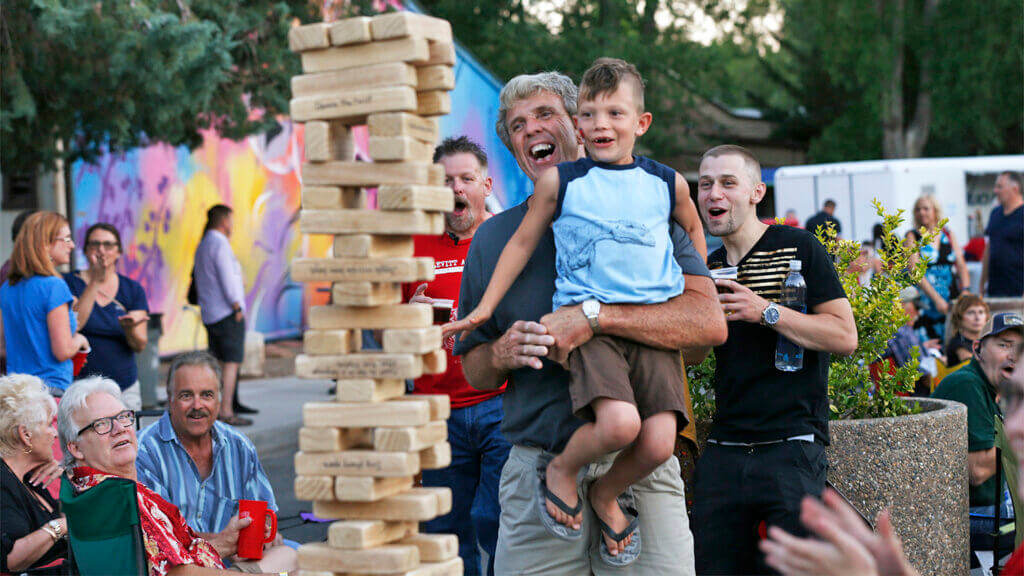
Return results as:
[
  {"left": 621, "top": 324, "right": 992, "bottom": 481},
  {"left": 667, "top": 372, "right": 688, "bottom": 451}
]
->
[
  {"left": 0, "top": 212, "right": 88, "bottom": 395},
  {"left": 913, "top": 194, "right": 969, "bottom": 341},
  {"left": 63, "top": 224, "right": 149, "bottom": 410}
]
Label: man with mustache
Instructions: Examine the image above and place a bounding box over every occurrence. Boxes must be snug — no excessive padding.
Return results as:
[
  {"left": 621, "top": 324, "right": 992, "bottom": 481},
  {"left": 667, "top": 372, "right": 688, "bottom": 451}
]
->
[
  {"left": 454, "top": 71, "right": 726, "bottom": 575},
  {"left": 136, "top": 351, "right": 295, "bottom": 572},
  {"left": 402, "top": 136, "right": 511, "bottom": 575}
]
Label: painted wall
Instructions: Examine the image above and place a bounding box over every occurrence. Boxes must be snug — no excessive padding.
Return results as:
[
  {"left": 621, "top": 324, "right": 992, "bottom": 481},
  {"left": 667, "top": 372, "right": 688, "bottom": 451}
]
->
[{"left": 71, "top": 20, "right": 531, "bottom": 355}]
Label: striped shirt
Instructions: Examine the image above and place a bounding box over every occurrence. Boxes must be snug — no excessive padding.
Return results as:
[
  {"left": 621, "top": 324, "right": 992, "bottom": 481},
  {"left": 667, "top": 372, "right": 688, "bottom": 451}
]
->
[{"left": 136, "top": 413, "right": 276, "bottom": 534}]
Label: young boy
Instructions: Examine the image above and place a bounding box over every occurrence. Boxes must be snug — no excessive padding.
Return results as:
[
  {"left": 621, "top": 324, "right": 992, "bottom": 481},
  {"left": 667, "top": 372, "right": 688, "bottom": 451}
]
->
[{"left": 444, "top": 58, "right": 706, "bottom": 565}]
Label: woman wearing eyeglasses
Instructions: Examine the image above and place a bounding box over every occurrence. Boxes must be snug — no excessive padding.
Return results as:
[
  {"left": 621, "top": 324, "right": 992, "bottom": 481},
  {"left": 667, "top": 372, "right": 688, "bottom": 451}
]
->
[
  {"left": 63, "top": 224, "right": 150, "bottom": 410},
  {"left": 0, "top": 374, "right": 70, "bottom": 575},
  {"left": 0, "top": 212, "right": 88, "bottom": 395}
]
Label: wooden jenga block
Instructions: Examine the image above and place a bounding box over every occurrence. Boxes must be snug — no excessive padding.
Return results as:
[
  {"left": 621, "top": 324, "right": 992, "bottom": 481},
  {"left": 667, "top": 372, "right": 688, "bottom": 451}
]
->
[
  {"left": 302, "top": 187, "right": 366, "bottom": 210},
  {"left": 416, "top": 66, "right": 455, "bottom": 92},
  {"left": 417, "top": 394, "right": 451, "bottom": 421},
  {"left": 304, "top": 330, "right": 360, "bottom": 355},
  {"left": 328, "top": 520, "right": 418, "bottom": 550},
  {"left": 378, "top": 185, "right": 453, "bottom": 212},
  {"left": 331, "top": 282, "right": 404, "bottom": 306},
  {"left": 382, "top": 326, "right": 442, "bottom": 355},
  {"left": 291, "top": 86, "right": 417, "bottom": 123},
  {"left": 425, "top": 41, "right": 456, "bottom": 66},
  {"left": 294, "top": 475, "right": 335, "bottom": 501},
  {"left": 296, "top": 353, "right": 424, "bottom": 380},
  {"left": 297, "top": 542, "right": 419, "bottom": 574},
  {"left": 416, "top": 91, "right": 451, "bottom": 117},
  {"left": 291, "top": 63, "right": 417, "bottom": 98},
  {"left": 368, "top": 112, "right": 440, "bottom": 144},
  {"left": 301, "top": 37, "right": 429, "bottom": 74},
  {"left": 421, "top": 349, "right": 447, "bottom": 375},
  {"left": 374, "top": 421, "right": 447, "bottom": 452},
  {"left": 336, "top": 475, "right": 413, "bottom": 501},
  {"left": 328, "top": 17, "right": 373, "bottom": 46},
  {"left": 332, "top": 558, "right": 463, "bottom": 576},
  {"left": 369, "top": 137, "right": 435, "bottom": 163},
  {"left": 295, "top": 450, "right": 420, "bottom": 477},
  {"left": 335, "top": 378, "right": 406, "bottom": 403},
  {"left": 301, "top": 162, "right": 444, "bottom": 187},
  {"left": 398, "top": 534, "right": 458, "bottom": 562},
  {"left": 312, "top": 487, "right": 450, "bottom": 521},
  {"left": 307, "top": 304, "right": 433, "bottom": 330},
  {"left": 333, "top": 235, "right": 415, "bottom": 259},
  {"left": 299, "top": 427, "right": 372, "bottom": 452},
  {"left": 292, "top": 258, "right": 434, "bottom": 283},
  {"left": 304, "top": 122, "right": 354, "bottom": 163},
  {"left": 289, "top": 23, "right": 331, "bottom": 52},
  {"left": 420, "top": 442, "right": 451, "bottom": 470},
  {"left": 371, "top": 12, "right": 453, "bottom": 43},
  {"left": 304, "top": 400, "right": 431, "bottom": 428}
]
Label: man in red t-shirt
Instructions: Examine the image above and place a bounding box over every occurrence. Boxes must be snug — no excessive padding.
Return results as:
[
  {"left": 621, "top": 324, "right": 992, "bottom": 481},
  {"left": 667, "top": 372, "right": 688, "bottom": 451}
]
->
[{"left": 402, "top": 136, "right": 510, "bottom": 576}]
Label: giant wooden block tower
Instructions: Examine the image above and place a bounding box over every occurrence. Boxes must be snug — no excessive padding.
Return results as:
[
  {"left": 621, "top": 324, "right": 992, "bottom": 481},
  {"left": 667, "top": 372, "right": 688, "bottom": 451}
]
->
[{"left": 288, "top": 11, "right": 462, "bottom": 576}]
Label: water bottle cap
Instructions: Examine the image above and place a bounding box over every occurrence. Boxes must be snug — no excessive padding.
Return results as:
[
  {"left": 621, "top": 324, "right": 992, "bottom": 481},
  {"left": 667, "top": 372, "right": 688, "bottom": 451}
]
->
[{"left": 789, "top": 260, "right": 802, "bottom": 271}]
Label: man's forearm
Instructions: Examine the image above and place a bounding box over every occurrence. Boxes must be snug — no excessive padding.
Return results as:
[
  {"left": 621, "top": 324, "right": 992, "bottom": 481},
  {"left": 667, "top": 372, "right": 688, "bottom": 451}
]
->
[
  {"left": 462, "top": 341, "right": 508, "bottom": 391},
  {"left": 968, "top": 448, "right": 997, "bottom": 486},
  {"left": 600, "top": 275, "right": 727, "bottom": 351}
]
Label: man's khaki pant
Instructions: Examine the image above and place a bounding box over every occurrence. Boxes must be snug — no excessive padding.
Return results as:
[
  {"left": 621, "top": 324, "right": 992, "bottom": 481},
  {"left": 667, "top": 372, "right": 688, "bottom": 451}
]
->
[{"left": 494, "top": 444, "right": 696, "bottom": 575}]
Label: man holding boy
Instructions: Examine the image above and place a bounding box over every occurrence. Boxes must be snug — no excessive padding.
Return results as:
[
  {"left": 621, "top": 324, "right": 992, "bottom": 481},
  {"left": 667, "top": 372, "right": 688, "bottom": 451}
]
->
[
  {"left": 455, "top": 70, "right": 726, "bottom": 574},
  {"left": 695, "top": 145, "right": 857, "bottom": 574}
]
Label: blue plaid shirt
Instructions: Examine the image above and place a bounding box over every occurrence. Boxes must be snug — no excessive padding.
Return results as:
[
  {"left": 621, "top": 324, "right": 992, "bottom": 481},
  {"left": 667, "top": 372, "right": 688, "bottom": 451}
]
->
[{"left": 136, "top": 412, "right": 277, "bottom": 534}]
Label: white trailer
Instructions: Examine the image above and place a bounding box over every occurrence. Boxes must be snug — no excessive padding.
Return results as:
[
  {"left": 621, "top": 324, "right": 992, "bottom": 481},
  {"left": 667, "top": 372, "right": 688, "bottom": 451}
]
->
[{"left": 773, "top": 155, "right": 1024, "bottom": 245}]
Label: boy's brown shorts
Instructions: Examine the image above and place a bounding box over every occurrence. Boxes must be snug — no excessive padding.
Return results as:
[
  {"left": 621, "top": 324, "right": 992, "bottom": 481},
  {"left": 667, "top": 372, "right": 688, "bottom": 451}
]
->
[{"left": 567, "top": 334, "right": 690, "bottom": 431}]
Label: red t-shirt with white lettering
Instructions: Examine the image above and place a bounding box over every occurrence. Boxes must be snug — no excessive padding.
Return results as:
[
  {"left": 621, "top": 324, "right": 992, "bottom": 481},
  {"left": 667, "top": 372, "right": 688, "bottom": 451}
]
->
[{"left": 403, "top": 232, "right": 506, "bottom": 408}]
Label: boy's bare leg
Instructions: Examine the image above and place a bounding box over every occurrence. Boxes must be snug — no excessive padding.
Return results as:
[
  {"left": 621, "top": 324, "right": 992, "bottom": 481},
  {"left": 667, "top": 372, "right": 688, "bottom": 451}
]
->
[
  {"left": 546, "top": 398, "right": 642, "bottom": 529},
  {"left": 589, "top": 411, "right": 677, "bottom": 556}
]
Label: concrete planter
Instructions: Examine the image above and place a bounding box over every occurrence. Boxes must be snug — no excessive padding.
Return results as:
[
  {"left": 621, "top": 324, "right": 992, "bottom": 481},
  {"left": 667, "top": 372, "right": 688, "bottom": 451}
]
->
[{"left": 827, "top": 397, "right": 969, "bottom": 575}]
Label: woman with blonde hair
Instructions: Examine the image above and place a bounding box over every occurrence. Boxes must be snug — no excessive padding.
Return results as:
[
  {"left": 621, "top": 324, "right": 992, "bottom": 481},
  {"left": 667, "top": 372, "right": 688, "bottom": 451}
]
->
[
  {"left": 0, "top": 374, "right": 69, "bottom": 575},
  {"left": 0, "top": 212, "right": 88, "bottom": 395},
  {"left": 912, "top": 195, "right": 969, "bottom": 341},
  {"left": 945, "top": 293, "right": 990, "bottom": 364}
]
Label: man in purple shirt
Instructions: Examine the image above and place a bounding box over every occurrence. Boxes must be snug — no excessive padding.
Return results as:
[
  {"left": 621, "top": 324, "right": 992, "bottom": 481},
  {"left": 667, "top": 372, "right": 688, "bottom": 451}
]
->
[{"left": 193, "top": 205, "right": 253, "bottom": 426}]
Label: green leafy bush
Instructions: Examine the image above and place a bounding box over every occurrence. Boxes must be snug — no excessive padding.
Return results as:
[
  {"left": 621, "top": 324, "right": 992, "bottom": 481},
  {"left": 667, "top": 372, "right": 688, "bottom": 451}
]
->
[{"left": 687, "top": 200, "right": 938, "bottom": 421}]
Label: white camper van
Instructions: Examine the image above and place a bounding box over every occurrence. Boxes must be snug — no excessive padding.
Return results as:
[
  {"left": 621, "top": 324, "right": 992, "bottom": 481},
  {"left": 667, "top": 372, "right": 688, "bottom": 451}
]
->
[{"left": 773, "top": 156, "right": 1024, "bottom": 246}]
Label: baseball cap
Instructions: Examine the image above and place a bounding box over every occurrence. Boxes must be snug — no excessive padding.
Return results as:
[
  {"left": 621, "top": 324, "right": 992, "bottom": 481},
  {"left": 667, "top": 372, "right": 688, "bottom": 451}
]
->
[{"left": 980, "top": 312, "right": 1024, "bottom": 341}]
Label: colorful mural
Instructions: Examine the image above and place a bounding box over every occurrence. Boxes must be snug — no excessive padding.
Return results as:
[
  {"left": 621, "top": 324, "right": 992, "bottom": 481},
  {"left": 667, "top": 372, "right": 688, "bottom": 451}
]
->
[{"left": 71, "top": 21, "right": 531, "bottom": 355}]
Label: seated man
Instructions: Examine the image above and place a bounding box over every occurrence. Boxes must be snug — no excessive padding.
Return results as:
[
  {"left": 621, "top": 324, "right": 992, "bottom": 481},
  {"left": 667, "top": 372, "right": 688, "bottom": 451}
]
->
[
  {"left": 57, "top": 376, "right": 283, "bottom": 576},
  {"left": 136, "top": 351, "right": 295, "bottom": 573},
  {"left": 933, "top": 312, "right": 1023, "bottom": 545}
]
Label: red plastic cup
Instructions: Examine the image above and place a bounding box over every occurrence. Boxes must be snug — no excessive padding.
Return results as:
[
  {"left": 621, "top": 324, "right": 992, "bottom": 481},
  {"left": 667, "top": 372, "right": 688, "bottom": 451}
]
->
[
  {"left": 72, "top": 347, "right": 91, "bottom": 377},
  {"left": 237, "top": 500, "right": 277, "bottom": 560}
]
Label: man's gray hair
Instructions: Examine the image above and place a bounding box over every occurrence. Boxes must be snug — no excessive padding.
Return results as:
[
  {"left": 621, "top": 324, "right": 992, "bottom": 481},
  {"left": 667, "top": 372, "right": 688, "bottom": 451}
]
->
[
  {"left": 496, "top": 72, "right": 578, "bottom": 153},
  {"left": 166, "top": 350, "right": 222, "bottom": 399},
  {"left": 58, "top": 377, "right": 123, "bottom": 467}
]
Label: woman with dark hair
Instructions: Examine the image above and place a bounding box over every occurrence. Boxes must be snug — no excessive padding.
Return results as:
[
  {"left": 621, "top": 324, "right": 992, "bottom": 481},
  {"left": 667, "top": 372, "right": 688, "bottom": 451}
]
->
[
  {"left": 0, "top": 212, "right": 88, "bottom": 395},
  {"left": 944, "top": 294, "right": 990, "bottom": 365},
  {"left": 63, "top": 223, "right": 149, "bottom": 410}
]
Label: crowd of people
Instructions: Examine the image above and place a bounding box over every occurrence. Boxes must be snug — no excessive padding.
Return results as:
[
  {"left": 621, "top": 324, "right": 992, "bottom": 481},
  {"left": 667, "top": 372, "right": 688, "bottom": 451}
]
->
[{"left": 1, "top": 53, "right": 1022, "bottom": 576}]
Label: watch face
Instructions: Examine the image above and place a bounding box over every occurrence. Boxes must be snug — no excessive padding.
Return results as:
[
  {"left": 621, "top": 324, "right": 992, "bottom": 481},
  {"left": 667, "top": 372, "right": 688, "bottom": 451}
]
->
[
  {"left": 583, "top": 300, "right": 599, "bottom": 316},
  {"left": 765, "top": 305, "right": 780, "bottom": 325}
]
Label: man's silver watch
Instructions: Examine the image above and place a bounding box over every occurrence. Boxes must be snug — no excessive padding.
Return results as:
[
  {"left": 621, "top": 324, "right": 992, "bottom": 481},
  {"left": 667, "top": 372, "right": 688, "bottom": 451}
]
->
[
  {"left": 761, "top": 302, "right": 781, "bottom": 327},
  {"left": 582, "top": 299, "right": 601, "bottom": 334}
]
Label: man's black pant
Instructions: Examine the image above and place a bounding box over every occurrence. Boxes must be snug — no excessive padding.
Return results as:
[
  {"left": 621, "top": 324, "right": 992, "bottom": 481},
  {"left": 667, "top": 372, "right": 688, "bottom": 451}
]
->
[{"left": 692, "top": 440, "right": 827, "bottom": 575}]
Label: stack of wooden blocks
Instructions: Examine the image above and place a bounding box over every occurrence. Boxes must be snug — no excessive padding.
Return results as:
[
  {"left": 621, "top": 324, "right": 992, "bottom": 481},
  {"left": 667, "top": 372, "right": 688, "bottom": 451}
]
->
[{"left": 287, "top": 11, "right": 462, "bottom": 576}]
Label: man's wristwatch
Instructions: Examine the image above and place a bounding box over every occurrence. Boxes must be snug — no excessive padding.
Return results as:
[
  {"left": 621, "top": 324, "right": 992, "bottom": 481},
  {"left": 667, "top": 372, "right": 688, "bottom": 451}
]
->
[
  {"left": 761, "top": 302, "right": 781, "bottom": 327},
  {"left": 582, "top": 299, "right": 601, "bottom": 334}
]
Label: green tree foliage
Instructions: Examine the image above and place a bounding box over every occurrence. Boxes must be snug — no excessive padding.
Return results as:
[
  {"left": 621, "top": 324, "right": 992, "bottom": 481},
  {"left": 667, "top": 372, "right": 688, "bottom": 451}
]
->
[
  {"left": 755, "top": 0, "right": 1023, "bottom": 161},
  {"left": 1, "top": 0, "right": 319, "bottom": 174},
  {"left": 414, "top": 0, "right": 710, "bottom": 158}
]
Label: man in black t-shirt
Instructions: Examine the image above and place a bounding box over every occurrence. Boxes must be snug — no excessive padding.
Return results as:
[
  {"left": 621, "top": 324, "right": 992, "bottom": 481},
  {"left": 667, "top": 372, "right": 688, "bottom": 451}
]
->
[
  {"left": 805, "top": 199, "right": 841, "bottom": 237},
  {"left": 694, "top": 145, "right": 857, "bottom": 575}
]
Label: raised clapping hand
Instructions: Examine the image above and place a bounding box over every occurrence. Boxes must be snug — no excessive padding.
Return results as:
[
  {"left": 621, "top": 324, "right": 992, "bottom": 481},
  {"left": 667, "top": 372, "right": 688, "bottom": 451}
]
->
[
  {"left": 715, "top": 278, "right": 770, "bottom": 323},
  {"left": 759, "top": 489, "right": 919, "bottom": 576}
]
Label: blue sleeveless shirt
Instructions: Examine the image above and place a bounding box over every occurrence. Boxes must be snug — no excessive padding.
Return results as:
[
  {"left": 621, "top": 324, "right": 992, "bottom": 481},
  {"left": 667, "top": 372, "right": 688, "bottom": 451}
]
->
[{"left": 551, "top": 156, "right": 686, "bottom": 309}]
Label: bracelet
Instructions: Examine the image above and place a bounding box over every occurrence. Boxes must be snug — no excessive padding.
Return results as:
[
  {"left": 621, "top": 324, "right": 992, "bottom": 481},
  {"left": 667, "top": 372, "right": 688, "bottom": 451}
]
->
[{"left": 41, "top": 525, "right": 59, "bottom": 543}]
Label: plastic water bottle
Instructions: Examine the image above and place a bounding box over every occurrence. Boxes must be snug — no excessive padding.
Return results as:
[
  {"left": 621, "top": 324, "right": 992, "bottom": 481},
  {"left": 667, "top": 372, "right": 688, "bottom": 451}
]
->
[{"left": 775, "top": 260, "right": 806, "bottom": 372}]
